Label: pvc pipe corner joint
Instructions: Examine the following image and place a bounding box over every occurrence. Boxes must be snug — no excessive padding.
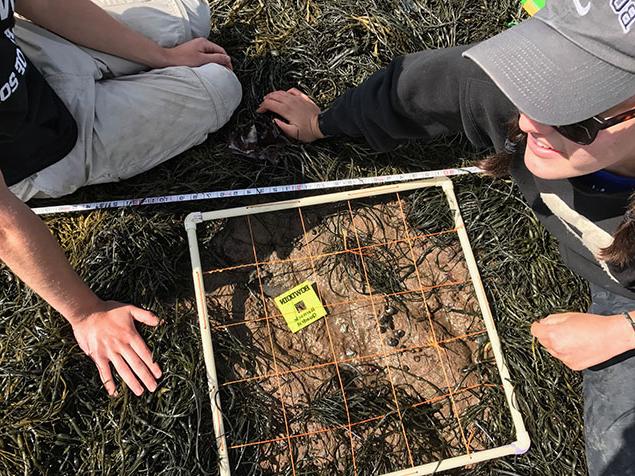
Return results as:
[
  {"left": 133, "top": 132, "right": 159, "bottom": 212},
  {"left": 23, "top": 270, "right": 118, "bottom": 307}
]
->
[
  {"left": 184, "top": 212, "right": 203, "bottom": 230},
  {"left": 512, "top": 431, "right": 531, "bottom": 455}
]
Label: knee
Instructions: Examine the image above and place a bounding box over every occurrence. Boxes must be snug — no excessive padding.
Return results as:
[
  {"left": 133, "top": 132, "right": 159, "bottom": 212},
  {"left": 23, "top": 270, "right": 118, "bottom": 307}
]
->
[
  {"left": 214, "top": 66, "right": 242, "bottom": 125},
  {"left": 194, "top": 63, "right": 242, "bottom": 129},
  {"left": 182, "top": 0, "right": 212, "bottom": 39}
]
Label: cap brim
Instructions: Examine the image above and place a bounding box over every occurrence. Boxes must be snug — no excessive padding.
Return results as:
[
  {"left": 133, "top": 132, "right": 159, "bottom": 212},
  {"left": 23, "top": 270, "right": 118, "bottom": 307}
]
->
[{"left": 464, "top": 18, "right": 635, "bottom": 125}]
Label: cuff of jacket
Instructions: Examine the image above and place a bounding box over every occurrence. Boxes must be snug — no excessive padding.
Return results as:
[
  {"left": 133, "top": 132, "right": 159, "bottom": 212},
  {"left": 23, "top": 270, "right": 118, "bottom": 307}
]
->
[{"left": 317, "top": 109, "right": 339, "bottom": 138}]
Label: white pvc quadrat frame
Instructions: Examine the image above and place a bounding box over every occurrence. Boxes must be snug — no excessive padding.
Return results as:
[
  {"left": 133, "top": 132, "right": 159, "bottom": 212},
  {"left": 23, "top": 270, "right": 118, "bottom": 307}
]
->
[{"left": 184, "top": 177, "right": 530, "bottom": 476}]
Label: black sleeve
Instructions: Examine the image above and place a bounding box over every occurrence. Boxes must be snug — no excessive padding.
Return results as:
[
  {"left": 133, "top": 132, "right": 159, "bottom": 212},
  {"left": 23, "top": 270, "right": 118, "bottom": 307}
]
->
[{"left": 319, "top": 44, "right": 518, "bottom": 153}]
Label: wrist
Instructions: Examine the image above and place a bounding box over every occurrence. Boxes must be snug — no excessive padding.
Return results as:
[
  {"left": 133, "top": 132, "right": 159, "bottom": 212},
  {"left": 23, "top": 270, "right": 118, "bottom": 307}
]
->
[
  {"left": 146, "top": 46, "right": 172, "bottom": 69},
  {"left": 64, "top": 295, "right": 107, "bottom": 327},
  {"left": 621, "top": 311, "right": 635, "bottom": 350},
  {"left": 310, "top": 113, "right": 326, "bottom": 140},
  {"left": 609, "top": 312, "right": 635, "bottom": 354}
]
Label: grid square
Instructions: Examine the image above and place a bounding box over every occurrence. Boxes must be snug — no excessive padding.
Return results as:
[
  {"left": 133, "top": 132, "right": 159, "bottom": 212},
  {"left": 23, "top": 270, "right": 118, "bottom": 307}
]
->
[
  {"left": 326, "top": 298, "right": 391, "bottom": 362},
  {"left": 349, "top": 417, "right": 412, "bottom": 475},
  {"left": 199, "top": 216, "right": 259, "bottom": 269},
  {"left": 436, "top": 332, "right": 503, "bottom": 395},
  {"left": 279, "top": 366, "right": 350, "bottom": 436},
  {"left": 424, "top": 281, "right": 486, "bottom": 337},
  {"left": 213, "top": 319, "right": 277, "bottom": 383},
  {"left": 381, "top": 349, "right": 450, "bottom": 404},
  {"left": 338, "top": 360, "right": 399, "bottom": 425},
  {"left": 247, "top": 211, "right": 309, "bottom": 262},
  {"left": 338, "top": 196, "right": 409, "bottom": 248},
  {"left": 290, "top": 428, "right": 352, "bottom": 475},
  {"left": 220, "top": 377, "right": 287, "bottom": 446},
  {"left": 401, "top": 187, "right": 456, "bottom": 237},
  {"left": 205, "top": 265, "right": 263, "bottom": 324},
  {"left": 267, "top": 307, "right": 333, "bottom": 371},
  {"left": 406, "top": 389, "right": 485, "bottom": 462},
  {"left": 230, "top": 439, "right": 293, "bottom": 475},
  {"left": 408, "top": 234, "right": 468, "bottom": 289}
]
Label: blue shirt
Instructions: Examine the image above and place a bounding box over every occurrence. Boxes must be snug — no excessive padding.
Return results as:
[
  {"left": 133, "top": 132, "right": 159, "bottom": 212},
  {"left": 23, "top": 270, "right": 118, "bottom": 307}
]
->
[{"left": 576, "top": 170, "right": 635, "bottom": 194}]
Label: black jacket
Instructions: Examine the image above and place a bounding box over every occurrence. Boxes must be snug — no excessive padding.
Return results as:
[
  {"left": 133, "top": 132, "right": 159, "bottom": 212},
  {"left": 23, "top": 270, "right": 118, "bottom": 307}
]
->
[{"left": 320, "top": 45, "right": 635, "bottom": 300}]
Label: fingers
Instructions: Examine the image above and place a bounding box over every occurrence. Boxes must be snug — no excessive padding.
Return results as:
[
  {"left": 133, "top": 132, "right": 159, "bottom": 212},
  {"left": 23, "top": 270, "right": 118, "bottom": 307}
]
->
[
  {"left": 111, "top": 353, "right": 145, "bottom": 396},
  {"left": 257, "top": 91, "right": 303, "bottom": 112},
  {"left": 120, "top": 345, "right": 158, "bottom": 393},
  {"left": 131, "top": 307, "right": 160, "bottom": 327},
  {"left": 531, "top": 319, "right": 564, "bottom": 360},
  {"left": 531, "top": 313, "right": 570, "bottom": 341},
  {"left": 530, "top": 321, "right": 544, "bottom": 339},
  {"left": 257, "top": 98, "right": 290, "bottom": 117},
  {"left": 274, "top": 118, "right": 300, "bottom": 141},
  {"left": 130, "top": 334, "right": 162, "bottom": 379},
  {"left": 203, "top": 53, "right": 233, "bottom": 70},
  {"left": 531, "top": 321, "right": 553, "bottom": 348},
  {"left": 94, "top": 357, "right": 117, "bottom": 397},
  {"left": 96, "top": 351, "right": 156, "bottom": 398},
  {"left": 263, "top": 91, "right": 290, "bottom": 104},
  {"left": 287, "top": 88, "right": 312, "bottom": 102},
  {"left": 201, "top": 39, "right": 228, "bottom": 56},
  {"left": 76, "top": 302, "right": 164, "bottom": 397}
]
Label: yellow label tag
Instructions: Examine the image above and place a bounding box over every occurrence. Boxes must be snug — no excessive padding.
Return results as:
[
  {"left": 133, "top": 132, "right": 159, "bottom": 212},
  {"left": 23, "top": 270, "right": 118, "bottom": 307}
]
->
[{"left": 274, "top": 281, "right": 327, "bottom": 333}]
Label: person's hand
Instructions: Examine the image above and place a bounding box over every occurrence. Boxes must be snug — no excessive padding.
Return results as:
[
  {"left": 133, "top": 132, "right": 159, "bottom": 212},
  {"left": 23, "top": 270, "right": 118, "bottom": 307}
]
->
[
  {"left": 161, "top": 38, "right": 232, "bottom": 70},
  {"left": 531, "top": 312, "right": 635, "bottom": 370},
  {"left": 257, "top": 88, "right": 325, "bottom": 142},
  {"left": 71, "top": 300, "right": 162, "bottom": 396}
]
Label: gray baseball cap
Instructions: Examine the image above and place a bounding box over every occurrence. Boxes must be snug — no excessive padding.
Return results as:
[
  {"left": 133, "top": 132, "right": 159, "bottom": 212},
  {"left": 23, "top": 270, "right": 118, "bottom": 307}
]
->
[{"left": 464, "top": 0, "right": 635, "bottom": 125}]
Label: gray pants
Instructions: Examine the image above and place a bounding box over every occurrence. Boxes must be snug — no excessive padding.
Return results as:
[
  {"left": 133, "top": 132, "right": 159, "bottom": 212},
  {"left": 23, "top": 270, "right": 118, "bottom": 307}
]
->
[
  {"left": 10, "top": 0, "right": 242, "bottom": 201},
  {"left": 584, "top": 284, "right": 635, "bottom": 476}
]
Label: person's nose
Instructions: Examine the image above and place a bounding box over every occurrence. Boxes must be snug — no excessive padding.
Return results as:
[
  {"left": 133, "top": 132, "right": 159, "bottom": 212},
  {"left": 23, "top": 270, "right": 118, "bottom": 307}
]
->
[{"left": 518, "top": 113, "right": 554, "bottom": 136}]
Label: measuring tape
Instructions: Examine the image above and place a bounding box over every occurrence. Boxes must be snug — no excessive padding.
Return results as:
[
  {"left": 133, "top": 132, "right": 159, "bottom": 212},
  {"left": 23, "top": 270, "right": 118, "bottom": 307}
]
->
[{"left": 31, "top": 166, "right": 482, "bottom": 216}]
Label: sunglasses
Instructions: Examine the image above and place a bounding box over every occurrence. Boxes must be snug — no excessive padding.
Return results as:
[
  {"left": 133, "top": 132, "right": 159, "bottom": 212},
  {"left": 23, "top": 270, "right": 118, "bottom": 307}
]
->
[{"left": 554, "top": 107, "right": 635, "bottom": 145}]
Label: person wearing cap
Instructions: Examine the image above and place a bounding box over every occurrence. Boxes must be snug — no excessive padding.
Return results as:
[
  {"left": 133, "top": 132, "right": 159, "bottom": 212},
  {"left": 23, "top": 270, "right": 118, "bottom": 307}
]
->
[
  {"left": 258, "top": 0, "right": 635, "bottom": 474},
  {"left": 0, "top": 0, "right": 241, "bottom": 397}
]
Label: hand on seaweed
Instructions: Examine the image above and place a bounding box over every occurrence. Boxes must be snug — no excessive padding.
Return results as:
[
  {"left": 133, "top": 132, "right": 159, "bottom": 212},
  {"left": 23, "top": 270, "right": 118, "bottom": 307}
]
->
[
  {"left": 71, "top": 300, "right": 163, "bottom": 396},
  {"left": 257, "top": 88, "right": 324, "bottom": 142},
  {"left": 531, "top": 312, "right": 635, "bottom": 370},
  {"left": 161, "top": 38, "right": 232, "bottom": 70}
]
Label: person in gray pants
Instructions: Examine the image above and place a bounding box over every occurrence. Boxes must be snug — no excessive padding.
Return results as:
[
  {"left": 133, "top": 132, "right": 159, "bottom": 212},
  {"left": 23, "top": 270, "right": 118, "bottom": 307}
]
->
[{"left": 0, "top": 0, "right": 241, "bottom": 398}]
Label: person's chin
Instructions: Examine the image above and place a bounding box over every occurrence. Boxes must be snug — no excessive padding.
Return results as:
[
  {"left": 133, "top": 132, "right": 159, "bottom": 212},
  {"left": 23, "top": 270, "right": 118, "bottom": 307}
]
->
[{"left": 524, "top": 152, "right": 574, "bottom": 180}]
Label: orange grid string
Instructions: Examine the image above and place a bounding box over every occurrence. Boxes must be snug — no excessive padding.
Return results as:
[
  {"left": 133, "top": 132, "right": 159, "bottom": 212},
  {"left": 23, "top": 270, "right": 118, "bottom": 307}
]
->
[
  {"left": 297, "top": 207, "right": 360, "bottom": 476},
  {"left": 211, "top": 280, "right": 468, "bottom": 331},
  {"left": 228, "top": 382, "right": 500, "bottom": 450},
  {"left": 203, "top": 191, "right": 503, "bottom": 471},
  {"left": 395, "top": 191, "right": 471, "bottom": 456},
  {"left": 220, "top": 329, "right": 487, "bottom": 387},
  {"left": 466, "top": 426, "right": 477, "bottom": 453},
  {"left": 246, "top": 215, "right": 297, "bottom": 476},
  {"left": 345, "top": 199, "right": 416, "bottom": 467},
  {"left": 202, "top": 228, "right": 458, "bottom": 276}
]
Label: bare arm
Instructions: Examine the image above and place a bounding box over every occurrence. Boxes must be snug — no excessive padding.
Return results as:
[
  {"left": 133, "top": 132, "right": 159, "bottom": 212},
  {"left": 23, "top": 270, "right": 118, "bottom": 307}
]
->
[
  {"left": 531, "top": 311, "right": 635, "bottom": 370},
  {"left": 0, "top": 174, "right": 161, "bottom": 396},
  {"left": 16, "top": 0, "right": 232, "bottom": 69}
]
